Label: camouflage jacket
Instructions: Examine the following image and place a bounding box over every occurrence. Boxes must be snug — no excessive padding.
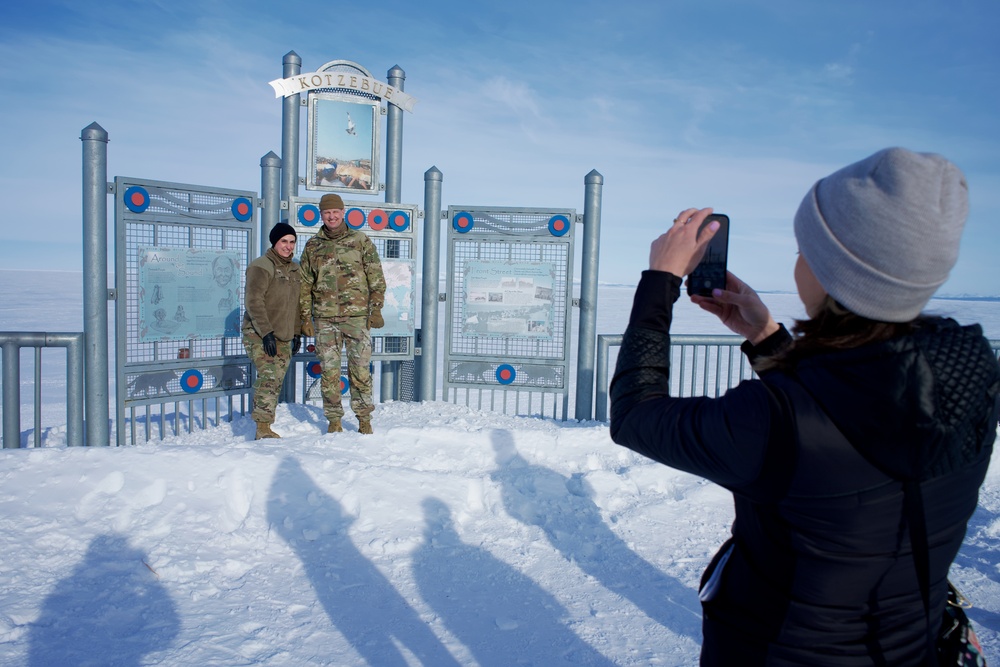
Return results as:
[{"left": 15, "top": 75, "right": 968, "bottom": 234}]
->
[
  {"left": 242, "top": 248, "right": 301, "bottom": 341},
  {"left": 299, "top": 223, "right": 386, "bottom": 321}
]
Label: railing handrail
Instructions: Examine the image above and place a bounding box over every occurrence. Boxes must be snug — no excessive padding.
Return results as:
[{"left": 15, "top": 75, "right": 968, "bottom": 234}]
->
[
  {"left": 596, "top": 333, "right": 1000, "bottom": 423},
  {"left": 1, "top": 331, "right": 85, "bottom": 448}
]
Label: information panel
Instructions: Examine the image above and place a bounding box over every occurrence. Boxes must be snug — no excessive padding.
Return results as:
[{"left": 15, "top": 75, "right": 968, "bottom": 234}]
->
[{"left": 137, "top": 248, "right": 242, "bottom": 342}]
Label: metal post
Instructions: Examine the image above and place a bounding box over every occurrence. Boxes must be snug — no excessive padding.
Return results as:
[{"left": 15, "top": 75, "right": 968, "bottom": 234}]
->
[
  {"left": 65, "top": 333, "right": 85, "bottom": 446},
  {"left": 260, "top": 151, "right": 282, "bottom": 257},
  {"left": 384, "top": 65, "right": 405, "bottom": 202},
  {"left": 381, "top": 65, "right": 406, "bottom": 401},
  {"left": 280, "top": 52, "right": 301, "bottom": 210},
  {"left": 33, "top": 348, "right": 41, "bottom": 447},
  {"left": 82, "top": 122, "right": 111, "bottom": 445},
  {"left": 279, "top": 52, "right": 301, "bottom": 407},
  {"left": 419, "top": 167, "right": 443, "bottom": 402},
  {"left": 574, "top": 170, "right": 604, "bottom": 421},
  {"left": 595, "top": 334, "right": 622, "bottom": 422},
  {"left": 263, "top": 150, "right": 297, "bottom": 404},
  {"left": 1, "top": 341, "right": 19, "bottom": 448}
]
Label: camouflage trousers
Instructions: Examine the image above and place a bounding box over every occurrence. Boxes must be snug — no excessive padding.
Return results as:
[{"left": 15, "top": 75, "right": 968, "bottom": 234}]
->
[
  {"left": 314, "top": 316, "right": 373, "bottom": 420},
  {"left": 243, "top": 325, "right": 293, "bottom": 423}
]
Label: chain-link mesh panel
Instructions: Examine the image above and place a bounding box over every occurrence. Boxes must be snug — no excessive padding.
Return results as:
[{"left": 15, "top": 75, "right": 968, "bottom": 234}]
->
[
  {"left": 123, "top": 223, "right": 250, "bottom": 364},
  {"left": 448, "top": 240, "right": 569, "bottom": 359},
  {"left": 115, "top": 178, "right": 257, "bottom": 444},
  {"left": 443, "top": 206, "right": 575, "bottom": 419}
]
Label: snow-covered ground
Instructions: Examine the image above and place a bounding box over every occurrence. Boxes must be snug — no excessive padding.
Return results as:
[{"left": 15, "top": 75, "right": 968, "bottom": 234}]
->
[{"left": 1, "top": 270, "right": 998, "bottom": 665}]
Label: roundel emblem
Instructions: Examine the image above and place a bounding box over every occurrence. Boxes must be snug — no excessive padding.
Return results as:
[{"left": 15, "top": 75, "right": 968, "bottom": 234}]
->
[
  {"left": 298, "top": 204, "right": 321, "bottom": 226},
  {"left": 340, "top": 375, "right": 350, "bottom": 394},
  {"left": 388, "top": 210, "right": 410, "bottom": 232},
  {"left": 345, "top": 208, "right": 367, "bottom": 229},
  {"left": 124, "top": 186, "right": 150, "bottom": 213},
  {"left": 453, "top": 211, "right": 474, "bottom": 233},
  {"left": 495, "top": 364, "right": 516, "bottom": 385},
  {"left": 307, "top": 362, "right": 323, "bottom": 378},
  {"left": 548, "top": 214, "right": 570, "bottom": 237},
  {"left": 180, "top": 369, "right": 204, "bottom": 393},
  {"left": 368, "top": 209, "right": 389, "bottom": 231},
  {"left": 231, "top": 197, "right": 253, "bottom": 222}
]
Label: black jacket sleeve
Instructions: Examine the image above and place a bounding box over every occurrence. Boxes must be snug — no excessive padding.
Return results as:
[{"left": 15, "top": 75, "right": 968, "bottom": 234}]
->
[{"left": 609, "top": 271, "right": 793, "bottom": 498}]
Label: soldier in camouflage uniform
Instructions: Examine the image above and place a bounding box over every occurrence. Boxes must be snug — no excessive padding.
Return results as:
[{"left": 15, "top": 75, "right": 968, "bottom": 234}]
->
[
  {"left": 299, "top": 194, "right": 386, "bottom": 434},
  {"left": 243, "top": 222, "right": 302, "bottom": 439}
]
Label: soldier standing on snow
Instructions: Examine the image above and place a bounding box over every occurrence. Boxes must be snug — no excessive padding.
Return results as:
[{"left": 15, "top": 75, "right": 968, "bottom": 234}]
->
[
  {"left": 242, "top": 222, "right": 302, "bottom": 440},
  {"left": 299, "top": 193, "right": 386, "bottom": 434}
]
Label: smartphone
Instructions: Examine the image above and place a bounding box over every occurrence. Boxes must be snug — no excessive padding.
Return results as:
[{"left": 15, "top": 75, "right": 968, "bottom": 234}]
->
[{"left": 686, "top": 213, "right": 730, "bottom": 297}]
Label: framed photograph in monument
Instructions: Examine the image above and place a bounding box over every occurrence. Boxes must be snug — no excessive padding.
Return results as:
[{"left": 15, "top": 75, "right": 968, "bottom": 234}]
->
[{"left": 306, "top": 93, "right": 381, "bottom": 194}]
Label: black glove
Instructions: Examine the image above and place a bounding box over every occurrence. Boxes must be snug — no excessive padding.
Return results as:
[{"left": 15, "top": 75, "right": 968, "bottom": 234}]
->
[
  {"left": 292, "top": 335, "right": 301, "bottom": 355},
  {"left": 262, "top": 332, "right": 277, "bottom": 357}
]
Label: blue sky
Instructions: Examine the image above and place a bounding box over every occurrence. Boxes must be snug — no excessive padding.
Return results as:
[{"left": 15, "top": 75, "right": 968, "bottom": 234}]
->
[{"left": 1, "top": 0, "right": 998, "bottom": 295}]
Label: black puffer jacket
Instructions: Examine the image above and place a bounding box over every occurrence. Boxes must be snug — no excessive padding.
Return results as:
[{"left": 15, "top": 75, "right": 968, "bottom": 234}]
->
[{"left": 610, "top": 271, "right": 999, "bottom": 666}]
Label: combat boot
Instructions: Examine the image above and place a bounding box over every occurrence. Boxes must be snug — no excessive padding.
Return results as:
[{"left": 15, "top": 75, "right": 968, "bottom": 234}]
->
[
  {"left": 358, "top": 417, "right": 373, "bottom": 435},
  {"left": 327, "top": 418, "right": 342, "bottom": 433},
  {"left": 255, "top": 422, "right": 280, "bottom": 440}
]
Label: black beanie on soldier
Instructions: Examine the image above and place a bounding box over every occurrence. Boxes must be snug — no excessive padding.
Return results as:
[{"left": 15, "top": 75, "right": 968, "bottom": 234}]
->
[{"left": 269, "top": 222, "right": 297, "bottom": 247}]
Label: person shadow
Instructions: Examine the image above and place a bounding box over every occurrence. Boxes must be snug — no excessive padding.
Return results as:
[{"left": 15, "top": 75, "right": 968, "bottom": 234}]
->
[
  {"left": 490, "top": 429, "right": 703, "bottom": 641},
  {"left": 412, "top": 496, "right": 616, "bottom": 666},
  {"left": 266, "top": 456, "right": 460, "bottom": 667},
  {"left": 27, "top": 533, "right": 180, "bottom": 666}
]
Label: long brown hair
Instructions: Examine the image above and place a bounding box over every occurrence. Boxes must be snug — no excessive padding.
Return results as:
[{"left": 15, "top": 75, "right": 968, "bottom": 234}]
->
[{"left": 756, "top": 295, "right": 921, "bottom": 372}]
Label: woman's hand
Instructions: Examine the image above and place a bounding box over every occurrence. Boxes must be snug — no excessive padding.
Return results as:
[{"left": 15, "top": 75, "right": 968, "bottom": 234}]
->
[
  {"left": 691, "top": 272, "right": 779, "bottom": 344},
  {"left": 649, "top": 208, "right": 720, "bottom": 277}
]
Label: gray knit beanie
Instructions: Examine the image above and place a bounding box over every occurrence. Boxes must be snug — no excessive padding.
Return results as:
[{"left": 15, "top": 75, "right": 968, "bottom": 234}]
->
[{"left": 793, "top": 147, "right": 968, "bottom": 322}]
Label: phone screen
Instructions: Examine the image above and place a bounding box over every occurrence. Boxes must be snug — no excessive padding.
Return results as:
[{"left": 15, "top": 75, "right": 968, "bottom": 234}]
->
[{"left": 686, "top": 214, "right": 730, "bottom": 297}]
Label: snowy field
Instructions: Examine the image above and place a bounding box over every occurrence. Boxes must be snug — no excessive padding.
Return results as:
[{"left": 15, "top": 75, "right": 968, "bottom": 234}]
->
[{"left": 1, "top": 270, "right": 999, "bottom": 665}]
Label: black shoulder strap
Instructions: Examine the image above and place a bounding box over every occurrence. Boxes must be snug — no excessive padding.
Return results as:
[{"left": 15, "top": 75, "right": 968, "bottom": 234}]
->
[{"left": 904, "top": 480, "right": 938, "bottom": 666}]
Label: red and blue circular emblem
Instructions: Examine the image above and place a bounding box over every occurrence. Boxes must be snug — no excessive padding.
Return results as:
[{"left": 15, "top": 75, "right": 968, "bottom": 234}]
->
[
  {"left": 124, "top": 186, "right": 150, "bottom": 213},
  {"left": 548, "top": 214, "right": 570, "bottom": 237},
  {"left": 298, "top": 204, "right": 321, "bottom": 226},
  {"left": 495, "top": 364, "right": 516, "bottom": 385},
  {"left": 368, "top": 209, "right": 389, "bottom": 231},
  {"left": 231, "top": 197, "right": 253, "bottom": 222},
  {"left": 180, "top": 369, "right": 204, "bottom": 393},
  {"left": 346, "top": 208, "right": 367, "bottom": 229},
  {"left": 307, "top": 362, "right": 323, "bottom": 379},
  {"left": 388, "top": 210, "right": 410, "bottom": 232},
  {"left": 453, "top": 211, "right": 474, "bottom": 233},
  {"left": 340, "top": 375, "right": 350, "bottom": 394}
]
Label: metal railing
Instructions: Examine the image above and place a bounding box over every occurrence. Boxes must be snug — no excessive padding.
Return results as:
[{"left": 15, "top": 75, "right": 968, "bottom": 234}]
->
[
  {"left": 3, "top": 329, "right": 997, "bottom": 445},
  {"left": 595, "top": 334, "right": 1000, "bottom": 423},
  {"left": 1, "top": 332, "right": 85, "bottom": 448}
]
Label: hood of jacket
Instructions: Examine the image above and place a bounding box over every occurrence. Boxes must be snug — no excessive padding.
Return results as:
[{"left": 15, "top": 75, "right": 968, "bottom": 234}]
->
[{"left": 793, "top": 317, "right": 999, "bottom": 481}]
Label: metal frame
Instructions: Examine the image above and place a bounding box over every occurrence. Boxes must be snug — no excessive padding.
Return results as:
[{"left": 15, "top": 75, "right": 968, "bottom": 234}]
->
[
  {"left": 289, "top": 195, "right": 418, "bottom": 363},
  {"left": 114, "top": 177, "right": 257, "bottom": 444},
  {"left": 443, "top": 205, "right": 576, "bottom": 419},
  {"left": 597, "top": 335, "right": 1000, "bottom": 421},
  {"left": 304, "top": 60, "right": 383, "bottom": 195},
  {"left": 595, "top": 334, "right": 755, "bottom": 422},
  {"left": 1, "top": 333, "right": 85, "bottom": 448}
]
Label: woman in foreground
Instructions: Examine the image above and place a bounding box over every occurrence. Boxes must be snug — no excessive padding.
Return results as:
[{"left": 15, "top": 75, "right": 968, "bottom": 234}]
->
[{"left": 609, "top": 148, "right": 999, "bottom": 665}]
